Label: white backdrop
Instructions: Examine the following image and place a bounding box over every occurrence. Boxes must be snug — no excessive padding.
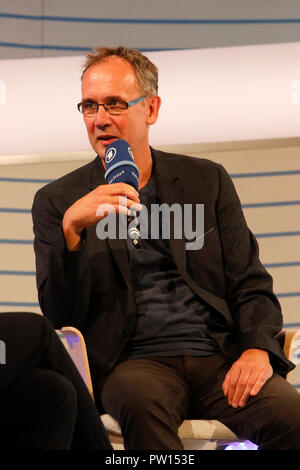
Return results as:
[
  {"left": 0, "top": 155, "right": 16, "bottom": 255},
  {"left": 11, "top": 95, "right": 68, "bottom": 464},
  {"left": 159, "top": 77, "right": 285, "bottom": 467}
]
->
[{"left": 0, "top": 41, "right": 300, "bottom": 158}]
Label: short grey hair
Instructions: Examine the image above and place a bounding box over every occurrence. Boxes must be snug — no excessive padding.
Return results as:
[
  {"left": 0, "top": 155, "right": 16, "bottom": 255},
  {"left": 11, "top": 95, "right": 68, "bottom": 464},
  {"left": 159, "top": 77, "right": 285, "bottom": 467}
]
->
[{"left": 81, "top": 45, "right": 158, "bottom": 96}]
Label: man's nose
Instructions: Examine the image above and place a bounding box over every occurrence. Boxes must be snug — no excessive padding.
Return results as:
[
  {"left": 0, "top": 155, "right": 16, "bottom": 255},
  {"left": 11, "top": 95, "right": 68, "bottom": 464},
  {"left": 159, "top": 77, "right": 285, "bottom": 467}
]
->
[{"left": 94, "top": 105, "right": 112, "bottom": 127}]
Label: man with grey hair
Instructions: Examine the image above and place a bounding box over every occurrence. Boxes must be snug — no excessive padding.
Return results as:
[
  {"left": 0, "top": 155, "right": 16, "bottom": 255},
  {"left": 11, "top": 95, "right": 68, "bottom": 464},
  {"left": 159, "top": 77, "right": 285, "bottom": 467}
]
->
[{"left": 32, "top": 45, "right": 300, "bottom": 450}]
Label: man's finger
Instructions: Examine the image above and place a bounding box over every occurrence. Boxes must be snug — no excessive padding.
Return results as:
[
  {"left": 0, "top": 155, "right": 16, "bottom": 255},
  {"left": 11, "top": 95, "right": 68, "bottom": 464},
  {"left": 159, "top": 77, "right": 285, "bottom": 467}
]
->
[
  {"left": 226, "top": 366, "right": 242, "bottom": 406},
  {"left": 250, "top": 367, "right": 272, "bottom": 396},
  {"left": 230, "top": 369, "right": 251, "bottom": 408},
  {"left": 237, "top": 370, "right": 259, "bottom": 407}
]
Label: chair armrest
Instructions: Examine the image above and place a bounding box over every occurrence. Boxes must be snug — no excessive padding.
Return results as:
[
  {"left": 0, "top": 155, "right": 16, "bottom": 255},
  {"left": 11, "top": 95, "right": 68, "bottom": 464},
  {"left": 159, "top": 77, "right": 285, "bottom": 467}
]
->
[
  {"left": 283, "top": 329, "right": 300, "bottom": 363},
  {"left": 59, "top": 326, "right": 94, "bottom": 398}
]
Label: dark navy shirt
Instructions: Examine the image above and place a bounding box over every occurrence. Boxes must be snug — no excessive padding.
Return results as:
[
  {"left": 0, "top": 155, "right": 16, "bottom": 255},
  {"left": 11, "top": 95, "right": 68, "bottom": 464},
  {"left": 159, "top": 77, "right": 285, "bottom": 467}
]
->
[{"left": 123, "top": 173, "right": 219, "bottom": 359}]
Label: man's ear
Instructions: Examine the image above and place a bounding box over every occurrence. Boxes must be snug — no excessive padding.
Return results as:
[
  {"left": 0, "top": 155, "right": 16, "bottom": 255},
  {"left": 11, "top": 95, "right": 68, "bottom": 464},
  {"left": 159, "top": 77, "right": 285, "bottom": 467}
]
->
[{"left": 146, "top": 96, "right": 162, "bottom": 125}]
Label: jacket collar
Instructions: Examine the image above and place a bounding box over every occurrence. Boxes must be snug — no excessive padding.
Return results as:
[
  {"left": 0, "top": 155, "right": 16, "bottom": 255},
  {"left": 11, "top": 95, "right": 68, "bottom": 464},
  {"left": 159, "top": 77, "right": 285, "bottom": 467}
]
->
[
  {"left": 88, "top": 147, "right": 180, "bottom": 189},
  {"left": 89, "top": 155, "right": 106, "bottom": 190}
]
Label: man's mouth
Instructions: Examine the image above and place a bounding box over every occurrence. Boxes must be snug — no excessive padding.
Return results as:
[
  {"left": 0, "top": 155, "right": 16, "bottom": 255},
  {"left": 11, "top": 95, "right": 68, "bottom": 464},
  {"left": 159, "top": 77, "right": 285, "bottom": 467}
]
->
[{"left": 97, "top": 135, "right": 118, "bottom": 145}]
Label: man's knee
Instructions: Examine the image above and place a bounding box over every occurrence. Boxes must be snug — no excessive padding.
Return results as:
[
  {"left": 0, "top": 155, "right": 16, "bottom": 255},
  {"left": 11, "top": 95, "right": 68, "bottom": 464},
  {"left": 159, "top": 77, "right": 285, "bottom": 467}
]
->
[
  {"left": 30, "top": 369, "right": 78, "bottom": 426},
  {"left": 0, "top": 311, "right": 53, "bottom": 343},
  {"left": 101, "top": 363, "right": 166, "bottom": 420},
  {"left": 102, "top": 372, "right": 152, "bottom": 413},
  {"left": 247, "top": 376, "right": 300, "bottom": 449}
]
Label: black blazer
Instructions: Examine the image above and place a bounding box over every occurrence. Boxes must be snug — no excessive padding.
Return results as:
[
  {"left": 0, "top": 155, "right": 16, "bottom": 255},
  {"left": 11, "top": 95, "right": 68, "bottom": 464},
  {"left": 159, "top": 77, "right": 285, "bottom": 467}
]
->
[{"left": 32, "top": 148, "right": 294, "bottom": 395}]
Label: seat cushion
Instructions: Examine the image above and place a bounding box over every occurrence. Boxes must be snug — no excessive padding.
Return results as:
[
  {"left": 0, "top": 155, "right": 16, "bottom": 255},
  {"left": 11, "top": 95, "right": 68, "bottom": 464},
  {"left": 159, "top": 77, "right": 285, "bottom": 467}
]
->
[{"left": 100, "top": 413, "right": 238, "bottom": 441}]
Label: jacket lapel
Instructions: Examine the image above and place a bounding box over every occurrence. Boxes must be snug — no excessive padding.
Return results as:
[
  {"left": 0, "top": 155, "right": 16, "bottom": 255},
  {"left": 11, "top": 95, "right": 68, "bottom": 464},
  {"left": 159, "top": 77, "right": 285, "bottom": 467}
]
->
[
  {"left": 152, "top": 150, "right": 187, "bottom": 276},
  {"left": 152, "top": 150, "right": 234, "bottom": 324},
  {"left": 89, "top": 155, "right": 106, "bottom": 190}
]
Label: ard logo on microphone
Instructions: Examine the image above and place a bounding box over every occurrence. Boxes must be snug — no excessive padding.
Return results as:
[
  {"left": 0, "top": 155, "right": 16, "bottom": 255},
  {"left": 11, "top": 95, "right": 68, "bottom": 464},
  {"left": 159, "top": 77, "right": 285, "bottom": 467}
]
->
[
  {"left": 106, "top": 147, "right": 117, "bottom": 164},
  {"left": 128, "top": 147, "right": 134, "bottom": 159}
]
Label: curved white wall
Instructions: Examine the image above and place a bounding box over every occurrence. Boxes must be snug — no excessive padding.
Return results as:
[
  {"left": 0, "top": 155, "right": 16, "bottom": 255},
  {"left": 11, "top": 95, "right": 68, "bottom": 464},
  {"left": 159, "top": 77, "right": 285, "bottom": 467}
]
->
[{"left": 0, "top": 42, "right": 299, "bottom": 160}]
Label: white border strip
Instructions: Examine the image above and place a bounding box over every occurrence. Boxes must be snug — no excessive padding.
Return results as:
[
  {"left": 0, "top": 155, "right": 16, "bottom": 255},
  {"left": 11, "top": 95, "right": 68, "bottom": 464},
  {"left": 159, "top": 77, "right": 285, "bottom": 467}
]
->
[{"left": 0, "top": 150, "right": 95, "bottom": 166}]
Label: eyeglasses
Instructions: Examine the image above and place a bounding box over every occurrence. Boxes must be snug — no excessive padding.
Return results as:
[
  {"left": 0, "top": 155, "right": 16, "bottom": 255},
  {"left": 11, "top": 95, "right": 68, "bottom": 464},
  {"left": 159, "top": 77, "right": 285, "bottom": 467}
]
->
[{"left": 77, "top": 96, "right": 145, "bottom": 116}]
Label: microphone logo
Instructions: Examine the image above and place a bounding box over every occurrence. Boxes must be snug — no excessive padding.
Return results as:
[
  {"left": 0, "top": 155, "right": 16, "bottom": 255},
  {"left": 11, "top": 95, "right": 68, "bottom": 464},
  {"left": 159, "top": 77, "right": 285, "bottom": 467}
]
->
[
  {"left": 105, "top": 147, "right": 117, "bottom": 164},
  {"left": 128, "top": 147, "right": 134, "bottom": 159}
]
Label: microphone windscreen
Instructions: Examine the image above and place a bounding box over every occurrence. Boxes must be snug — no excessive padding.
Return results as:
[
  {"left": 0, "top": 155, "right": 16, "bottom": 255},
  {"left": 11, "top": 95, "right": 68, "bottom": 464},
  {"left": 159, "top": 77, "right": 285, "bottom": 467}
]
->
[{"left": 104, "top": 139, "right": 139, "bottom": 191}]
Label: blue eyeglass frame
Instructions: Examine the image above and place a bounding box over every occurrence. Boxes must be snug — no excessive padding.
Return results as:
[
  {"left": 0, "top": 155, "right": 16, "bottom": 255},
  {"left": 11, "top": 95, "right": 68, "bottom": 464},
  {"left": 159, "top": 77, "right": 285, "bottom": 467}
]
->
[
  {"left": 77, "top": 96, "right": 145, "bottom": 114},
  {"left": 127, "top": 96, "right": 145, "bottom": 107}
]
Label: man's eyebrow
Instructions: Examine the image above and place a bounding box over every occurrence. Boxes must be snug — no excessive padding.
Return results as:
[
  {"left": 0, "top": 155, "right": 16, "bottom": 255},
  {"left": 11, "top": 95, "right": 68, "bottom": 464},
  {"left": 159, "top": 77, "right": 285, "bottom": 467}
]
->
[
  {"left": 104, "top": 95, "right": 124, "bottom": 102},
  {"left": 82, "top": 98, "right": 97, "bottom": 103},
  {"left": 82, "top": 96, "right": 124, "bottom": 103}
]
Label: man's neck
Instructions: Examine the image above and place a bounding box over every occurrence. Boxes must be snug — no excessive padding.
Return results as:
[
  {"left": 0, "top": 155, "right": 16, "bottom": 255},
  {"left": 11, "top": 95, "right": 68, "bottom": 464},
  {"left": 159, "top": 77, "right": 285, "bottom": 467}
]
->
[
  {"left": 138, "top": 158, "right": 153, "bottom": 190},
  {"left": 134, "top": 146, "right": 153, "bottom": 190}
]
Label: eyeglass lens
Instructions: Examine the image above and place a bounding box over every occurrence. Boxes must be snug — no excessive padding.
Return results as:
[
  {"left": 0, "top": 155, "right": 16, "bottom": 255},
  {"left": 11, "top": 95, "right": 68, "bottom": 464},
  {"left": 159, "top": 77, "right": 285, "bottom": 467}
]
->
[{"left": 80, "top": 101, "right": 128, "bottom": 116}]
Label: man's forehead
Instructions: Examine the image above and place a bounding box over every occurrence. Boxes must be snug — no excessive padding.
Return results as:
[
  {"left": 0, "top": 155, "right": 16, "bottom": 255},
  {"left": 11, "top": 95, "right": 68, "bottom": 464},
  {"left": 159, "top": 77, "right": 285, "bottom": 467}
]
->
[
  {"left": 84, "top": 57, "right": 136, "bottom": 83},
  {"left": 81, "top": 57, "right": 140, "bottom": 96}
]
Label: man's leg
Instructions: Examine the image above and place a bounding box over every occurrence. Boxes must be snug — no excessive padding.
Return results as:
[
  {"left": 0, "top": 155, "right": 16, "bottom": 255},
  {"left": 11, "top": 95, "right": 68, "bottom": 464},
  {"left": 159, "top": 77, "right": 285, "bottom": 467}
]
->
[
  {"left": 0, "top": 312, "right": 112, "bottom": 450},
  {"left": 186, "top": 354, "right": 300, "bottom": 450},
  {"left": 101, "top": 357, "right": 190, "bottom": 450},
  {"left": 218, "top": 374, "right": 300, "bottom": 450},
  {"left": 0, "top": 368, "right": 77, "bottom": 449}
]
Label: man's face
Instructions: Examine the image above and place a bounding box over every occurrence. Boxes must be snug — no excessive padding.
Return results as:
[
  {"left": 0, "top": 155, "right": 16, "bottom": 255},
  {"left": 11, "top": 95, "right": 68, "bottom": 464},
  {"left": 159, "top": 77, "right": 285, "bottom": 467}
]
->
[{"left": 81, "top": 57, "right": 158, "bottom": 163}]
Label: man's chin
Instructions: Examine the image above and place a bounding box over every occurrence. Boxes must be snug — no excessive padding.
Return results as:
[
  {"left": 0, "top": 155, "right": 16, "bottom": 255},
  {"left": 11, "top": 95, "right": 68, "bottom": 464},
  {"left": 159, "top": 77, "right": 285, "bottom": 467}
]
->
[
  {"left": 94, "top": 139, "right": 119, "bottom": 158},
  {"left": 92, "top": 142, "right": 106, "bottom": 159}
]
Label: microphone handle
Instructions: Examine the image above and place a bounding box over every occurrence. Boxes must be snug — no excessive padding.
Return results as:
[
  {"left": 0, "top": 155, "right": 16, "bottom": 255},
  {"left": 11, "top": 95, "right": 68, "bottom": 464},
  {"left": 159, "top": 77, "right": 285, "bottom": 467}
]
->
[{"left": 127, "top": 214, "right": 142, "bottom": 249}]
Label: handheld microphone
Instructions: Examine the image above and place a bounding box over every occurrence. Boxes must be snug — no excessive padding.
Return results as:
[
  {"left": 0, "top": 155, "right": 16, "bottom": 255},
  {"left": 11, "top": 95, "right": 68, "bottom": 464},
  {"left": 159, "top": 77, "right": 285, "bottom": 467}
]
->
[{"left": 104, "top": 139, "right": 141, "bottom": 248}]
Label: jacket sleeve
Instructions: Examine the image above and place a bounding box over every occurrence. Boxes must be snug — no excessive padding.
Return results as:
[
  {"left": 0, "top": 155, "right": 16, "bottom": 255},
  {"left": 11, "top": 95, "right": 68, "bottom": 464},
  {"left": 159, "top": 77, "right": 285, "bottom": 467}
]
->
[
  {"left": 32, "top": 186, "right": 92, "bottom": 330},
  {"left": 216, "top": 164, "right": 289, "bottom": 369}
]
